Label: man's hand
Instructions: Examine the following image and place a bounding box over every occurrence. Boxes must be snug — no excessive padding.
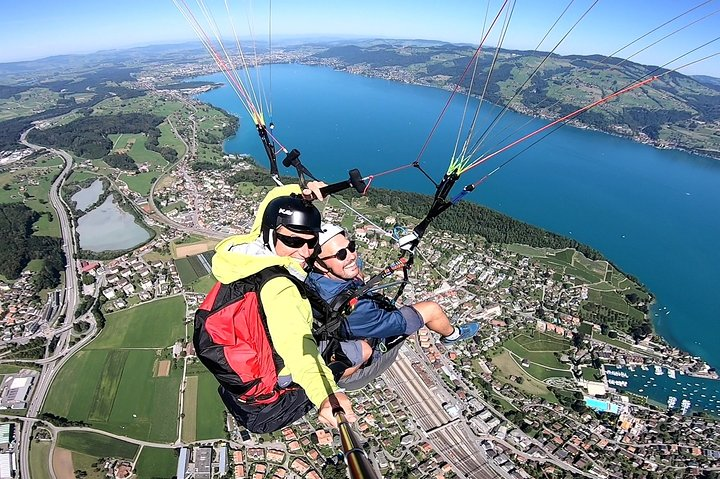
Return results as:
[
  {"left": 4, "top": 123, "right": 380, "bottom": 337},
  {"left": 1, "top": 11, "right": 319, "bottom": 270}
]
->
[
  {"left": 302, "top": 181, "right": 328, "bottom": 201},
  {"left": 318, "top": 392, "right": 357, "bottom": 429}
]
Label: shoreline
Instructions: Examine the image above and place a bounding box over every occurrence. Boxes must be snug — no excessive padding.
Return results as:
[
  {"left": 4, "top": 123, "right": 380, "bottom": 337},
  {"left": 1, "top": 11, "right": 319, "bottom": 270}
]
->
[
  {"left": 184, "top": 65, "right": 718, "bottom": 375},
  {"left": 305, "top": 61, "right": 720, "bottom": 163}
]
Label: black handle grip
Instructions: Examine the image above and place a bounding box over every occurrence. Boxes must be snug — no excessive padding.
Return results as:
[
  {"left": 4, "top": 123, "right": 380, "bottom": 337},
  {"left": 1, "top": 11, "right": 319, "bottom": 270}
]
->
[
  {"left": 282, "top": 148, "right": 302, "bottom": 168},
  {"left": 318, "top": 169, "right": 367, "bottom": 197}
]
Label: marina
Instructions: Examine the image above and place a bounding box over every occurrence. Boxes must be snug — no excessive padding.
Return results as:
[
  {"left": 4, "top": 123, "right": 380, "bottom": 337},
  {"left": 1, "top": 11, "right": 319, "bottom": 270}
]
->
[{"left": 605, "top": 365, "right": 720, "bottom": 416}]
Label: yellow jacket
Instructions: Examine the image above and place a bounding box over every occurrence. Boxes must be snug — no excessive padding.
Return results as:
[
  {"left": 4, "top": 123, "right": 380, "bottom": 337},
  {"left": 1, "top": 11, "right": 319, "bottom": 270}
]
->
[{"left": 212, "top": 184, "right": 338, "bottom": 408}]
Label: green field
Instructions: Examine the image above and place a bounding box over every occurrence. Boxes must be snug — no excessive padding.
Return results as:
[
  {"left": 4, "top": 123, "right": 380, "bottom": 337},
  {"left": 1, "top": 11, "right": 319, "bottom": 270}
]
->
[
  {"left": 189, "top": 274, "right": 217, "bottom": 294},
  {"left": 188, "top": 368, "right": 227, "bottom": 441},
  {"left": 491, "top": 350, "right": 558, "bottom": 403},
  {"left": 0, "top": 88, "right": 60, "bottom": 121},
  {"left": 158, "top": 121, "right": 187, "bottom": 157},
  {"left": 57, "top": 431, "right": 138, "bottom": 459},
  {"left": 67, "top": 170, "right": 99, "bottom": 184},
  {"left": 0, "top": 165, "right": 62, "bottom": 237},
  {"left": 135, "top": 447, "right": 179, "bottom": 479},
  {"left": 88, "top": 349, "right": 129, "bottom": 422},
  {"left": 0, "top": 364, "right": 32, "bottom": 374},
  {"left": 29, "top": 440, "right": 52, "bottom": 479},
  {"left": 45, "top": 349, "right": 182, "bottom": 442},
  {"left": 70, "top": 452, "right": 108, "bottom": 479},
  {"left": 504, "top": 334, "right": 571, "bottom": 370},
  {"left": 43, "top": 297, "right": 186, "bottom": 442},
  {"left": 582, "top": 367, "right": 602, "bottom": 381},
  {"left": 44, "top": 349, "right": 110, "bottom": 420},
  {"left": 104, "top": 133, "right": 168, "bottom": 196},
  {"left": 514, "top": 332, "right": 569, "bottom": 352},
  {"left": 502, "top": 332, "right": 573, "bottom": 381},
  {"left": 175, "top": 255, "right": 213, "bottom": 286},
  {"left": 36, "top": 154, "right": 65, "bottom": 168},
  {"left": 91, "top": 96, "right": 185, "bottom": 118},
  {"left": 181, "top": 376, "right": 199, "bottom": 443},
  {"left": 123, "top": 171, "right": 158, "bottom": 196},
  {"left": 89, "top": 296, "right": 186, "bottom": 349}
]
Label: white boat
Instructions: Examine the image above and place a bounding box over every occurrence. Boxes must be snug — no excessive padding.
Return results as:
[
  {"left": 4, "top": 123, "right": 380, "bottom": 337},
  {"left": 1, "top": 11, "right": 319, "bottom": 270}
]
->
[
  {"left": 668, "top": 369, "right": 676, "bottom": 379},
  {"left": 681, "top": 399, "right": 691, "bottom": 415},
  {"left": 667, "top": 396, "right": 677, "bottom": 408}
]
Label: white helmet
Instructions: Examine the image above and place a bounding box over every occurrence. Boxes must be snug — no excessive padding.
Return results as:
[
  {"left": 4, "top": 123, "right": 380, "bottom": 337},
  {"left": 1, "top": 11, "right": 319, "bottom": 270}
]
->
[{"left": 318, "top": 223, "right": 346, "bottom": 246}]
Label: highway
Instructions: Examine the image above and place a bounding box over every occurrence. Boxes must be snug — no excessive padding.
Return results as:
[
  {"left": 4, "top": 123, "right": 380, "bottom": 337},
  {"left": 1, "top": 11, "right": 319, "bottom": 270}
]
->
[{"left": 17, "top": 128, "right": 83, "bottom": 479}]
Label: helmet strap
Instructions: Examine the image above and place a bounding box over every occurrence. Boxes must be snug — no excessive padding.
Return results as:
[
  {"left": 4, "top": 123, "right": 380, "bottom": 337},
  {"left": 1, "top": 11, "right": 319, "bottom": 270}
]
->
[
  {"left": 265, "top": 229, "right": 277, "bottom": 254},
  {"left": 304, "top": 244, "right": 321, "bottom": 273}
]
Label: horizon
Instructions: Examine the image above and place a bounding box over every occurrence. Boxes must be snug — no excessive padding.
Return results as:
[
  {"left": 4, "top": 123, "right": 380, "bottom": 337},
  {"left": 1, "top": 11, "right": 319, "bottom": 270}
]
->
[
  {"left": 1, "top": 0, "right": 719, "bottom": 77},
  {"left": 4, "top": 36, "right": 720, "bottom": 81}
]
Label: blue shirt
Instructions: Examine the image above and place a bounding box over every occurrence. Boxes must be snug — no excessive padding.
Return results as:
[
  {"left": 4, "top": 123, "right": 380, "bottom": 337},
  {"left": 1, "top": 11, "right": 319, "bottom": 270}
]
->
[{"left": 306, "top": 272, "right": 409, "bottom": 339}]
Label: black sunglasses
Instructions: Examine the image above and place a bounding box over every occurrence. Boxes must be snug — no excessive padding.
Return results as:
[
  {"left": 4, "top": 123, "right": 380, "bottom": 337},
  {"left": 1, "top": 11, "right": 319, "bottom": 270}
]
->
[
  {"left": 319, "top": 240, "right": 357, "bottom": 261},
  {"left": 275, "top": 232, "right": 319, "bottom": 249}
]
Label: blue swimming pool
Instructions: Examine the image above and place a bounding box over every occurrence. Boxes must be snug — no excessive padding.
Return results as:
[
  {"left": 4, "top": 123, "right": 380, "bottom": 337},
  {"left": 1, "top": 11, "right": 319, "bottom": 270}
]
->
[{"left": 584, "top": 397, "right": 620, "bottom": 414}]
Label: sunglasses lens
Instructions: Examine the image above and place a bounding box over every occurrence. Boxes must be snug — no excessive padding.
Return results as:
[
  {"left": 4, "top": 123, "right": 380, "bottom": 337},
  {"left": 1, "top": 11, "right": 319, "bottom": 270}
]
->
[
  {"left": 277, "top": 233, "right": 317, "bottom": 249},
  {"left": 334, "top": 240, "right": 356, "bottom": 260}
]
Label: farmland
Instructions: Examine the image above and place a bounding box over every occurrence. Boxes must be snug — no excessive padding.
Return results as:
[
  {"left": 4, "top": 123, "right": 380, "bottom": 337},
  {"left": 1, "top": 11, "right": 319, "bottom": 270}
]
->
[{"left": 43, "top": 297, "right": 186, "bottom": 442}]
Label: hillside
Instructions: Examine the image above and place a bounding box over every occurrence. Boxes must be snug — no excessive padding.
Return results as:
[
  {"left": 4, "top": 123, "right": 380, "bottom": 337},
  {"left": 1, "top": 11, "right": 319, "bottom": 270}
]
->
[
  {"left": 301, "top": 40, "right": 720, "bottom": 159},
  {"left": 2, "top": 39, "right": 719, "bottom": 159}
]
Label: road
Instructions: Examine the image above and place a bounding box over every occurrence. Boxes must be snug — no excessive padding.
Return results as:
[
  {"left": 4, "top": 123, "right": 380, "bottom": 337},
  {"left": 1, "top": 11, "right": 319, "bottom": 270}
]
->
[
  {"left": 147, "top": 106, "right": 224, "bottom": 239},
  {"left": 17, "top": 128, "right": 83, "bottom": 479}
]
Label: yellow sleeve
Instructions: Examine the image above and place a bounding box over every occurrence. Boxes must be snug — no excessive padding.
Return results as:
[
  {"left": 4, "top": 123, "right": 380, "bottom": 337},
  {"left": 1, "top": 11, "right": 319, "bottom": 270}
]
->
[{"left": 260, "top": 276, "right": 338, "bottom": 408}]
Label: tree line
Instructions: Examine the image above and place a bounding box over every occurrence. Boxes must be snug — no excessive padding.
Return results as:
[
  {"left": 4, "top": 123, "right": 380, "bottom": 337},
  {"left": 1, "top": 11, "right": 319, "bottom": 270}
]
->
[
  {"left": 0, "top": 203, "right": 65, "bottom": 291},
  {"left": 359, "top": 187, "right": 606, "bottom": 260},
  {"left": 27, "top": 113, "right": 165, "bottom": 159},
  {"left": 0, "top": 74, "right": 144, "bottom": 151}
]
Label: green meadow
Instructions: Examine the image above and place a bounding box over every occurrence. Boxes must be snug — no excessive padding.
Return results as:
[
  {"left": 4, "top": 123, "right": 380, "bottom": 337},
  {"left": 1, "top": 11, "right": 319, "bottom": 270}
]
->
[
  {"left": 57, "top": 431, "right": 138, "bottom": 459},
  {"left": 88, "top": 296, "right": 185, "bottom": 349},
  {"left": 0, "top": 161, "right": 62, "bottom": 238},
  {"left": 184, "top": 364, "right": 226, "bottom": 441},
  {"left": 43, "top": 297, "right": 186, "bottom": 442},
  {"left": 28, "top": 441, "right": 52, "bottom": 479},
  {"left": 498, "top": 331, "right": 573, "bottom": 383},
  {"left": 135, "top": 447, "right": 179, "bottom": 479}
]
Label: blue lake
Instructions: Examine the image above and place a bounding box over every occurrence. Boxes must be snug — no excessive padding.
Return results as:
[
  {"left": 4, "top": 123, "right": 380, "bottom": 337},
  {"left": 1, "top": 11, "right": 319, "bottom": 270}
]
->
[
  {"left": 193, "top": 64, "right": 720, "bottom": 369},
  {"left": 70, "top": 179, "right": 103, "bottom": 211},
  {"left": 77, "top": 195, "right": 151, "bottom": 252}
]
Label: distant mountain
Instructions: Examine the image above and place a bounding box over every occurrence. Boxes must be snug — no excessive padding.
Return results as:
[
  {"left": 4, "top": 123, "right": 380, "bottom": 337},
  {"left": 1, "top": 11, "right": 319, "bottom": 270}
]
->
[
  {"left": 2, "top": 38, "right": 719, "bottom": 159},
  {"left": 300, "top": 40, "right": 720, "bottom": 159},
  {"left": 692, "top": 74, "right": 720, "bottom": 91}
]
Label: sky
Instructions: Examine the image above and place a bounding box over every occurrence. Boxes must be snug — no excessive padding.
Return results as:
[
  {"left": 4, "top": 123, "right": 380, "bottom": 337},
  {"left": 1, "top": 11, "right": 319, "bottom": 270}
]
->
[{"left": 1, "top": 0, "right": 719, "bottom": 77}]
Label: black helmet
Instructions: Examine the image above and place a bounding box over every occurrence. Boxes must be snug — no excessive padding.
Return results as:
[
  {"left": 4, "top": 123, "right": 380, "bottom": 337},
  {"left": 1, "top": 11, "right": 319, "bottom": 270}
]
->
[{"left": 261, "top": 194, "right": 322, "bottom": 245}]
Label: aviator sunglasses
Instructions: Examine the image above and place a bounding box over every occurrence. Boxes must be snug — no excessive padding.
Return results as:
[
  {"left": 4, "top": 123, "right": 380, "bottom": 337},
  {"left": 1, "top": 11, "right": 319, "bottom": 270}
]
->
[
  {"left": 319, "top": 240, "right": 357, "bottom": 261},
  {"left": 275, "top": 232, "right": 319, "bottom": 249}
]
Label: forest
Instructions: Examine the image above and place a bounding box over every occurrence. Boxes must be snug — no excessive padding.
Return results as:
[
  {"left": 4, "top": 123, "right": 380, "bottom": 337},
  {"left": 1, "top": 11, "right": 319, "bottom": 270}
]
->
[
  {"left": 27, "top": 113, "right": 165, "bottom": 159},
  {"left": 0, "top": 203, "right": 65, "bottom": 291},
  {"left": 103, "top": 152, "right": 138, "bottom": 171}
]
